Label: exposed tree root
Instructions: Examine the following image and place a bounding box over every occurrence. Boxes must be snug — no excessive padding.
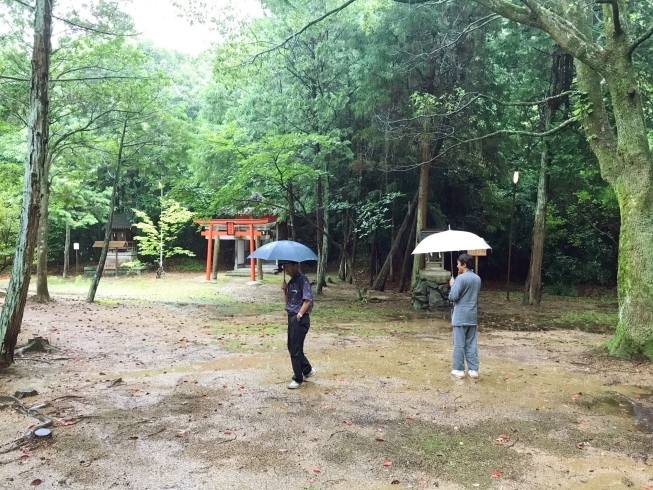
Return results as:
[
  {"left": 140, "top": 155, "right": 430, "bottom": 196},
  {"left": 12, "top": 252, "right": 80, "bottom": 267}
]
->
[{"left": 0, "top": 395, "right": 52, "bottom": 454}]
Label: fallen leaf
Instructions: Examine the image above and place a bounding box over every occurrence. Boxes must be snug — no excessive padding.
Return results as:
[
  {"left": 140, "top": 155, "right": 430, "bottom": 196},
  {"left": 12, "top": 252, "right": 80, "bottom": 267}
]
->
[
  {"left": 343, "top": 419, "right": 352, "bottom": 425},
  {"left": 634, "top": 394, "right": 641, "bottom": 399},
  {"left": 571, "top": 395, "right": 580, "bottom": 401},
  {"left": 129, "top": 435, "right": 138, "bottom": 440},
  {"left": 643, "top": 486, "right": 653, "bottom": 490},
  {"left": 279, "top": 449, "right": 288, "bottom": 453},
  {"left": 99, "top": 372, "right": 106, "bottom": 375},
  {"left": 491, "top": 471, "right": 502, "bottom": 478},
  {"left": 60, "top": 419, "right": 75, "bottom": 426},
  {"left": 222, "top": 384, "right": 227, "bottom": 388},
  {"left": 224, "top": 430, "right": 232, "bottom": 435},
  {"left": 176, "top": 430, "right": 188, "bottom": 437},
  {"left": 391, "top": 480, "right": 400, "bottom": 485},
  {"left": 494, "top": 434, "right": 509, "bottom": 445},
  {"left": 313, "top": 467, "right": 321, "bottom": 473},
  {"left": 31, "top": 479, "right": 42, "bottom": 486},
  {"left": 382, "top": 460, "right": 392, "bottom": 466},
  {"left": 376, "top": 428, "right": 383, "bottom": 432},
  {"left": 405, "top": 416, "right": 414, "bottom": 420},
  {"left": 375, "top": 437, "right": 385, "bottom": 442},
  {"left": 27, "top": 423, "right": 35, "bottom": 429},
  {"left": 309, "top": 478, "right": 316, "bottom": 483}
]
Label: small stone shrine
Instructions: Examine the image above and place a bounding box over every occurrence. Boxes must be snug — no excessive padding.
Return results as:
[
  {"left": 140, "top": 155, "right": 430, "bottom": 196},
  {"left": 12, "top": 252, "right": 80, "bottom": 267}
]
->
[{"left": 411, "top": 230, "right": 451, "bottom": 310}]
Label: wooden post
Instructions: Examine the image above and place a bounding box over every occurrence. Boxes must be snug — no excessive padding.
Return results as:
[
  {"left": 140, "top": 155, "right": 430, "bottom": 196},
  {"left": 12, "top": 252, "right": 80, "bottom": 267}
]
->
[
  {"left": 249, "top": 224, "right": 255, "bottom": 281},
  {"left": 205, "top": 224, "right": 213, "bottom": 282},
  {"left": 211, "top": 236, "right": 219, "bottom": 281},
  {"left": 255, "top": 236, "right": 263, "bottom": 280},
  {"left": 75, "top": 249, "right": 79, "bottom": 276}
]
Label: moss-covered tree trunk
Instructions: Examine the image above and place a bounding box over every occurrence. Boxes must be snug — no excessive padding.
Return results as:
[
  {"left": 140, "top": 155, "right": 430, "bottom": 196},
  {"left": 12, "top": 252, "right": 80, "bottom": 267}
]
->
[
  {"left": 0, "top": 0, "right": 52, "bottom": 365},
  {"left": 449, "top": 0, "right": 653, "bottom": 357}
]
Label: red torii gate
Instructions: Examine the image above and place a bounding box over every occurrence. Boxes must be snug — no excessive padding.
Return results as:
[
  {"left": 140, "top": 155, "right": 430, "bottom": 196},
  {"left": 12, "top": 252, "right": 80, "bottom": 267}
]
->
[{"left": 195, "top": 218, "right": 270, "bottom": 282}]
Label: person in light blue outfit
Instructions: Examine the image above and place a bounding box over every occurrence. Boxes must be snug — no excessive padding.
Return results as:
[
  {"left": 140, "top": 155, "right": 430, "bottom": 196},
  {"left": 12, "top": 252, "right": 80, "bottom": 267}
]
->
[{"left": 448, "top": 253, "right": 481, "bottom": 379}]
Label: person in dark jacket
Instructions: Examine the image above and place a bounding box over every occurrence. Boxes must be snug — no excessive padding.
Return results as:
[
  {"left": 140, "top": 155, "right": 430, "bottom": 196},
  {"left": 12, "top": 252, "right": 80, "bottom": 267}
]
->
[
  {"left": 448, "top": 253, "right": 481, "bottom": 379},
  {"left": 281, "top": 261, "right": 316, "bottom": 389}
]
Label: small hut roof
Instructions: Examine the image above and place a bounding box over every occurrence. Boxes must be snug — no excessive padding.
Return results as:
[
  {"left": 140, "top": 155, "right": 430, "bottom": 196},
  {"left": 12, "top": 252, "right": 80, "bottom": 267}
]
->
[{"left": 111, "top": 214, "right": 132, "bottom": 230}]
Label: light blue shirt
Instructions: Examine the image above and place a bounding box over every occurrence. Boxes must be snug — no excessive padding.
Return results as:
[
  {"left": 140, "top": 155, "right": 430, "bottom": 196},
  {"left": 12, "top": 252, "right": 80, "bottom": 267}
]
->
[{"left": 448, "top": 270, "right": 481, "bottom": 326}]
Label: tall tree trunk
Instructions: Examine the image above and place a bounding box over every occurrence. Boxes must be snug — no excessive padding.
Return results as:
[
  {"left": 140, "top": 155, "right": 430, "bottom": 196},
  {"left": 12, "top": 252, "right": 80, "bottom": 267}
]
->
[
  {"left": 474, "top": 0, "right": 653, "bottom": 359},
  {"left": 411, "top": 133, "right": 430, "bottom": 289},
  {"left": 522, "top": 141, "right": 550, "bottom": 306},
  {"left": 288, "top": 180, "right": 296, "bottom": 241},
  {"left": 372, "top": 192, "right": 418, "bottom": 291},
  {"left": 86, "top": 121, "right": 126, "bottom": 304},
  {"left": 337, "top": 210, "right": 349, "bottom": 281},
  {"left": 523, "top": 50, "right": 572, "bottom": 306},
  {"left": 36, "top": 154, "right": 53, "bottom": 302},
  {"left": 316, "top": 174, "right": 329, "bottom": 294},
  {"left": 0, "top": 0, "right": 52, "bottom": 365},
  {"left": 346, "top": 228, "right": 357, "bottom": 285},
  {"left": 369, "top": 230, "right": 376, "bottom": 287},
  {"left": 63, "top": 223, "right": 70, "bottom": 278},
  {"left": 399, "top": 210, "right": 418, "bottom": 293}
]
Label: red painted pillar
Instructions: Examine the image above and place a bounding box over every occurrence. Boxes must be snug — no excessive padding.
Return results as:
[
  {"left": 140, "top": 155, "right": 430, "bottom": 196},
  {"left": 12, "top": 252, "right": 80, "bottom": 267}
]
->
[
  {"left": 206, "top": 224, "right": 213, "bottom": 281},
  {"left": 249, "top": 224, "right": 255, "bottom": 281}
]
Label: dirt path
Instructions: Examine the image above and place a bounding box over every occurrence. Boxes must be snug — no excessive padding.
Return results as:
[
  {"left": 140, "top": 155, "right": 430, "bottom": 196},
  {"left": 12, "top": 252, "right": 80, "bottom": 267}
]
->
[{"left": 0, "top": 273, "right": 651, "bottom": 489}]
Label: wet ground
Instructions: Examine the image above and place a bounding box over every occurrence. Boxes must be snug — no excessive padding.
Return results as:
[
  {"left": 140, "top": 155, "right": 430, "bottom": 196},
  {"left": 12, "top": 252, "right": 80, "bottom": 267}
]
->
[{"left": 0, "top": 273, "right": 651, "bottom": 489}]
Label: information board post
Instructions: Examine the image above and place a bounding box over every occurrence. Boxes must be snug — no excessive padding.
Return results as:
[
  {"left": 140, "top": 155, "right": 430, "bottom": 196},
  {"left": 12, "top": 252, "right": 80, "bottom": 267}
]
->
[
  {"left": 74, "top": 243, "right": 80, "bottom": 276},
  {"left": 467, "top": 249, "right": 487, "bottom": 276}
]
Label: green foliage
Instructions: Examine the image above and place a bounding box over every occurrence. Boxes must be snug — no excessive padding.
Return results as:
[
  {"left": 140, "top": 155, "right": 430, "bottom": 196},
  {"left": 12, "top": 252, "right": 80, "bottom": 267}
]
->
[
  {"left": 0, "top": 124, "right": 23, "bottom": 273},
  {"left": 132, "top": 198, "right": 195, "bottom": 264}
]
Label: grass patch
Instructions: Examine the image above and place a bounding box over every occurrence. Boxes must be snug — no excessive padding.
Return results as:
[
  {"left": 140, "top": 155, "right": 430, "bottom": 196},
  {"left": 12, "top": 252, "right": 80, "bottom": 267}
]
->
[
  {"left": 219, "top": 337, "right": 285, "bottom": 353},
  {"left": 209, "top": 319, "right": 285, "bottom": 336},
  {"left": 553, "top": 310, "right": 617, "bottom": 333}
]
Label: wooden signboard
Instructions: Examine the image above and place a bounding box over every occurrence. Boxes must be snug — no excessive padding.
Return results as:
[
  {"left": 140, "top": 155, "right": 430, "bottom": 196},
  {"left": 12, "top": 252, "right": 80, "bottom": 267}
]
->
[
  {"left": 226, "top": 221, "right": 235, "bottom": 236},
  {"left": 467, "top": 249, "right": 487, "bottom": 256}
]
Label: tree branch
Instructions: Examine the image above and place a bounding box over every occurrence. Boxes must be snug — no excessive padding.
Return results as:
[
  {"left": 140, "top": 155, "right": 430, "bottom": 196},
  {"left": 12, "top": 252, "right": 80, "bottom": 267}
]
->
[
  {"left": 249, "top": 0, "right": 358, "bottom": 62},
  {"left": 596, "top": 0, "right": 621, "bottom": 37},
  {"left": 629, "top": 24, "right": 653, "bottom": 57}
]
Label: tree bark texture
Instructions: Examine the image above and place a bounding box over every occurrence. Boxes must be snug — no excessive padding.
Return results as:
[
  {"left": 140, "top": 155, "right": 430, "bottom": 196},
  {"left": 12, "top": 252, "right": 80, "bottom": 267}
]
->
[
  {"left": 0, "top": 0, "right": 52, "bottom": 365},
  {"left": 36, "top": 154, "right": 52, "bottom": 302},
  {"left": 86, "top": 121, "right": 126, "bottom": 303},
  {"left": 372, "top": 192, "right": 418, "bottom": 291},
  {"left": 316, "top": 174, "right": 329, "bottom": 294},
  {"left": 63, "top": 223, "right": 70, "bottom": 279}
]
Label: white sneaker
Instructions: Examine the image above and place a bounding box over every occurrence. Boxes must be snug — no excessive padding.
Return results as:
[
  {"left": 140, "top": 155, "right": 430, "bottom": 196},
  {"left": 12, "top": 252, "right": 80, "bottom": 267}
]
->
[
  {"left": 451, "top": 370, "right": 465, "bottom": 378},
  {"left": 287, "top": 380, "right": 302, "bottom": 389},
  {"left": 468, "top": 370, "right": 479, "bottom": 378},
  {"left": 305, "top": 367, "right": 317, "bottom": 378}
]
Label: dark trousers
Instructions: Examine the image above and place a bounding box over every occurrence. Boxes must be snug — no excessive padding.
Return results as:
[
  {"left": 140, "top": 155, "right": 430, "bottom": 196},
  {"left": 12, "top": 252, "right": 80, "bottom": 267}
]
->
[{"left": 287, "top": 313, "right": 312, "bottom": 383}]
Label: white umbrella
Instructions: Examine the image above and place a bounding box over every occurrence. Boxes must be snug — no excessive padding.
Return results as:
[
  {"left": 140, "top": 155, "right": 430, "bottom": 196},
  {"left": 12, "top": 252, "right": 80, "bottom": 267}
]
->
[{"left": 412, "top": 230, "right": 491, "bottom": 255}]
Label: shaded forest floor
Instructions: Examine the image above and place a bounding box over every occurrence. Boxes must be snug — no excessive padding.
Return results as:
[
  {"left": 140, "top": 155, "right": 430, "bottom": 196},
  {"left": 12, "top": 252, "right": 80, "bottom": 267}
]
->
[{"left": 0, "top": 272, "right": 651, "bottom": 490}]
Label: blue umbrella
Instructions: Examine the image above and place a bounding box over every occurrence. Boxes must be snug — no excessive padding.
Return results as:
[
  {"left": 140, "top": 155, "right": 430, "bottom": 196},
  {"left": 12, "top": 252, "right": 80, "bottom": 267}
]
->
[{"left": 247, "top": 240, "right": 318, "bottom": 262}]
